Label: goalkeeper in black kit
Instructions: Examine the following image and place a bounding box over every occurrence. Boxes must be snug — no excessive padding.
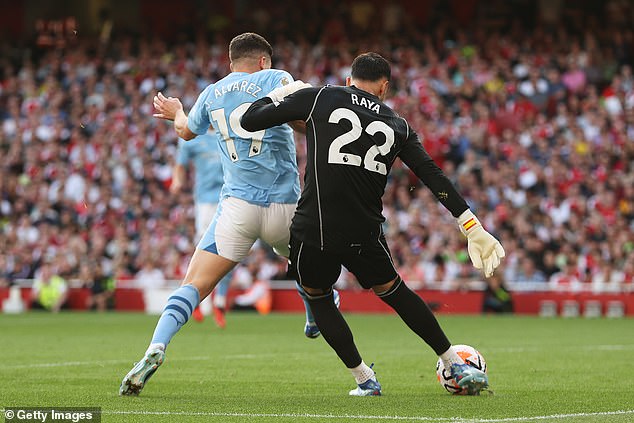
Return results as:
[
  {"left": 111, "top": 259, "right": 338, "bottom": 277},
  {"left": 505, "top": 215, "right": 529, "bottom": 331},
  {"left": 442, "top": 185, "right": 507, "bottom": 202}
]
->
[{"left": 242, "top": 52, "right": 505, "bottom": 396}]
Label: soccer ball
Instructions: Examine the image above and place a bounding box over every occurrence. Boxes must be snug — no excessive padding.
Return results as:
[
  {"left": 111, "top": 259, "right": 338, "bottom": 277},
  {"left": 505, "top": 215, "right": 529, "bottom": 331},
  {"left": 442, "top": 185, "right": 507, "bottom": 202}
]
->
[{"left": 435, "top": 344, "right": 487, "bottom": 395}]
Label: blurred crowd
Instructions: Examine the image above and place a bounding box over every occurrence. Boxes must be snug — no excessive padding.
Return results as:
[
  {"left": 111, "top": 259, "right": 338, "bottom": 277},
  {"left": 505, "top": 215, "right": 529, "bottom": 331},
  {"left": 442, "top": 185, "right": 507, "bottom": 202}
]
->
[{"left": 1, "top": 1, "right": 633, "bottom": 296}]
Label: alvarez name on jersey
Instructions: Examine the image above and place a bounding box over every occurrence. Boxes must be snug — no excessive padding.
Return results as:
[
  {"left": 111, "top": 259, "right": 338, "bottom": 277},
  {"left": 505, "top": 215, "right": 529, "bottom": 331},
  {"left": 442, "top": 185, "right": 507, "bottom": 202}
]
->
[{"left": 187, "top": 69, "right": 300, "bottom": 207}]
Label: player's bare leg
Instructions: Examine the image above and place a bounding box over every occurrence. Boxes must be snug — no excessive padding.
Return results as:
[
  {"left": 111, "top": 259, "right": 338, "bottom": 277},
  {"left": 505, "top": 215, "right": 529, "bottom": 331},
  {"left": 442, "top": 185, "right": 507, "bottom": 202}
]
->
[
  {"left": 181, "top": 249, "right": 236, "bottom": 299},
  {"left": 119, "top": 249, "right": 236, "bottom": 396}
]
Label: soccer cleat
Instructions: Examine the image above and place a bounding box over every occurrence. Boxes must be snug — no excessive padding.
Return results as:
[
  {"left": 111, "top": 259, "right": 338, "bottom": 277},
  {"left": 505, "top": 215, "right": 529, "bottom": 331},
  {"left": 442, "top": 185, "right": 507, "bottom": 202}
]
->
[
  {"left": 119, "top": 348, "right": 165, "bottom": 396},
  {"left": 304, "top": 289, "right": 340, "bottom": 339},
  {"left": 304, "top": 322, "right": 321, "bottom": 338},
  {"left": 450, "top": 362, "right": 489, "bottom": 395},
  {"left": 349, "top": 363, "right": 381, "bottom": 396},
  {"left": 192, "top": 306, "right": 204, "bottom": 322},
  {"left": 349, "top": 377, "right": 382, "bottom": 396},
  {"left": 213, "top": 307, "right": 226, "bottom": 329}
]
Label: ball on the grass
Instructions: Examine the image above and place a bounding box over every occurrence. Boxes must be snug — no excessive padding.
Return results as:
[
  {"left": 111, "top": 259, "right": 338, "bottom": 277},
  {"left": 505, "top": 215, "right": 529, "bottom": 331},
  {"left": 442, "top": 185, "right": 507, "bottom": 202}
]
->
[{"left": 436, "top": 344, "right": 487, "bottom": 395}]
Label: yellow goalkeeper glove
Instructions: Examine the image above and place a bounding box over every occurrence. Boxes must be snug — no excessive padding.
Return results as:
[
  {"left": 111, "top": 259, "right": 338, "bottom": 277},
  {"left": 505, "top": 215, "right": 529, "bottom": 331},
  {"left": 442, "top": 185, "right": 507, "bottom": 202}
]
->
[{"left": 457, "top": 210, "right": 506, "bottom": 278}]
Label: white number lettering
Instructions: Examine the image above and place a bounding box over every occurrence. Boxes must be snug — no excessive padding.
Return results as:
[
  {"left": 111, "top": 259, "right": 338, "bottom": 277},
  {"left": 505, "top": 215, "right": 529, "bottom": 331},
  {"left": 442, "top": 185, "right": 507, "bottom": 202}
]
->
[
  {"left": 231, "top": 103, "right": 265, "bottom": 157},
  {"left": 328, "top": 108, "right": 362, "bottom": 166},
  {"left": 363, "top": 121, "right": 394, "bottom": 175},
  {"left": 327, "top": 108, "right": 394, "bottom": 174},
  {"left": 210, "top": 108, "right": 239, "bottom": 162},
  {"left": 210, "top": 103, "right": 265, "bottom": 162}
]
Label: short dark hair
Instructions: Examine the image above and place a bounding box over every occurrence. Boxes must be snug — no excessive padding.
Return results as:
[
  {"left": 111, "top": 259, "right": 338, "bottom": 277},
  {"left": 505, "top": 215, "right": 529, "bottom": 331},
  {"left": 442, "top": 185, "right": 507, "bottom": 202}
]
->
[
  {"left": 351, "top": 52, "right": 391, "bottom": 82},
  {"left": 229, "top": 32, "right": 273, "bottom": 62}
]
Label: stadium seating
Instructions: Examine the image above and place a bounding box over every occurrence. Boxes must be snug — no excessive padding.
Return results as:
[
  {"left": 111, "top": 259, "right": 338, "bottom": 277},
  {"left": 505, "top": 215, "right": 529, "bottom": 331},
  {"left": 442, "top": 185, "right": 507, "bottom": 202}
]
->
[{"left": 1, "top": 2, "right": 632, "bottom": 307}]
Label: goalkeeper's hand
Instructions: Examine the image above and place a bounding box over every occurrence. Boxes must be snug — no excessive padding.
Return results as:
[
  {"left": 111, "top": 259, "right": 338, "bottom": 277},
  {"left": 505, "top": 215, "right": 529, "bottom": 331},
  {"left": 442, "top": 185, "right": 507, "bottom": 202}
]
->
[
  {"left": 457, "top": 210, "right": 505, "bottom": 278},
  {"left": 267, "top": 80, "right": 312, "bottom": 103}
]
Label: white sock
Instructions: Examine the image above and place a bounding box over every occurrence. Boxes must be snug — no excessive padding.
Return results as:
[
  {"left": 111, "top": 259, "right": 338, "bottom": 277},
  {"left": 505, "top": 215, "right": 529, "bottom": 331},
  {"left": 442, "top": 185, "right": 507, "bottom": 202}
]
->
[
  {"left": 146, "top": 343, "right": 166, "bottom": 354},
  {"left": 439, "top": 346, "right": 463, "bottom": 370},
  {"left": 349, "top": 361, "right": 375, "bottom": 385}
]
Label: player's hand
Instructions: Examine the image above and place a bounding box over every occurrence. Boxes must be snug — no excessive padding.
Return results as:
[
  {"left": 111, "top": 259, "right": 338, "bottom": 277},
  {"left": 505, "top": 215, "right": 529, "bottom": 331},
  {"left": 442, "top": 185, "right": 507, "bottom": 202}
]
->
[
  {"left": 267, "top": 80, "right": 312, "bottom": 103},
  {"left": 457, "top": 210, "right": 505, "bottom": 278},
  {"left": 153, "top": 92, "right": 183, "bottom": 121}
]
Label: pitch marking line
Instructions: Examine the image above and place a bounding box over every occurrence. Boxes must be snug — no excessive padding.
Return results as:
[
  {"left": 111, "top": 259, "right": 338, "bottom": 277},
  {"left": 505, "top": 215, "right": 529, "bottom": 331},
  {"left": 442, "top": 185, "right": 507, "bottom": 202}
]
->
[
  {"left": 0, "top": 352, "right": 333, "bottom": 370},
  {"left": 0, "top": 357, "right": 209, "bottom": 370},
  {"left": 103, "top": 409, "right": 634, "bottom": 422},
  {"left": 1, "top": 409, "right": 633, "bottom": 421}
]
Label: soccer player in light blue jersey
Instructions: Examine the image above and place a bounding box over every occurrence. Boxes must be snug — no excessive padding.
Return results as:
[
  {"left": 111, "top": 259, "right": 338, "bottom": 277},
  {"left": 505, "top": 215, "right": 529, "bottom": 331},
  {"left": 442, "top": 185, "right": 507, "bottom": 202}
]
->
[
  {"left": 120, "top": 33, "right": 336, "bottom": 396},
  {"left": 172, "top": 133, "right": 233, "bottom": 328}
]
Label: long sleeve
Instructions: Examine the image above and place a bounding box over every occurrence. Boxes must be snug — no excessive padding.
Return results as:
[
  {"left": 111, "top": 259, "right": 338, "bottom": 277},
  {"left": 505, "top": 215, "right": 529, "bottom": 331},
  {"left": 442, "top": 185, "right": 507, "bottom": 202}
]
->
[
  {"left": 398, "top": 130, "right": 469, "bottom": 217},
  {"left": 241, "top": 87, "right": 319, "bottom": 132}
]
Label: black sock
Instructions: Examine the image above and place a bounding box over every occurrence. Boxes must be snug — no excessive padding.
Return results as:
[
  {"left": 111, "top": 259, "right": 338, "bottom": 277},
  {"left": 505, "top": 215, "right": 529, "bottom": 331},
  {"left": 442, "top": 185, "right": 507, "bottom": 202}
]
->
[
  {"left": 377, "top": 277, "right": 451, "bottom": 355},
  {"left": 308, "top": 292, "right": 362, "bottom": 368}
]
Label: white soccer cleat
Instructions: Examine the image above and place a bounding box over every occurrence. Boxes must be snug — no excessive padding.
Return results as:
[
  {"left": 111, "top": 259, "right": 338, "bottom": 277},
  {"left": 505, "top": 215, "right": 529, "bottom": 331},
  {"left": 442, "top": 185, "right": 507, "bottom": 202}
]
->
[
  {"left": 119, "top": 348, "right": 165, "bottom": 396},
  {"left": 349, "top": 377, "right": 382, "bottom": 396}
]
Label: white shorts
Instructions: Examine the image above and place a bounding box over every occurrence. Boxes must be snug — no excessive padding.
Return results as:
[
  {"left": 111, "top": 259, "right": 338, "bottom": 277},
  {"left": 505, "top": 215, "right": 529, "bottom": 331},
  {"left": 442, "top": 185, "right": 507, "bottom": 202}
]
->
[
  {"left": 197, "top": 197, "right": 296, "bottom": 262},
  {"left": 195, "top": 202, "right": 217, "bottom": 243}
]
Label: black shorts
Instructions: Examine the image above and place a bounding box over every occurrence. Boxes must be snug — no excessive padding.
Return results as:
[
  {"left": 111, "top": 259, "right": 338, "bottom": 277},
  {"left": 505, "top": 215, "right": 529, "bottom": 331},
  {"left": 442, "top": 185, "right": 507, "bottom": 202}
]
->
[{"left": 288, "top": 234, "right": 398, "bottom": 290}]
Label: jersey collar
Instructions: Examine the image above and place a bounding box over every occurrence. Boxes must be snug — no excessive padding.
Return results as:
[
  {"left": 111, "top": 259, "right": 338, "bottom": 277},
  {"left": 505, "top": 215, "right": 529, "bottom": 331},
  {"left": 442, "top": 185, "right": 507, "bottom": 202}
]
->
[{"left": 349, "top": 85, "right": 381, "bottom": 101}]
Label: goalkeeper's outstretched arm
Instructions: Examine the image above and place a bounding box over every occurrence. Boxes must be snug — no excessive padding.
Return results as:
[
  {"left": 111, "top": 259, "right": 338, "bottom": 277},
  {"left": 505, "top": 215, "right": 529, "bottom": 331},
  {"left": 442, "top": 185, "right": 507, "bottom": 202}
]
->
[
  {"left": 241, "top": 82, "right": 316, "bottom": 132},
  {"left": 398, "top": 127, "right": 505, "bottom": 277}
]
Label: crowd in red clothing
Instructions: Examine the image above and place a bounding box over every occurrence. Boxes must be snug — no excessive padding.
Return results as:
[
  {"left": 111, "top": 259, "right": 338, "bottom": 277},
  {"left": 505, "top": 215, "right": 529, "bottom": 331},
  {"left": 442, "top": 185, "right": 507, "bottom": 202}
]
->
[{"left": 1, "top": 4, "right": 633, "bottom": 294}]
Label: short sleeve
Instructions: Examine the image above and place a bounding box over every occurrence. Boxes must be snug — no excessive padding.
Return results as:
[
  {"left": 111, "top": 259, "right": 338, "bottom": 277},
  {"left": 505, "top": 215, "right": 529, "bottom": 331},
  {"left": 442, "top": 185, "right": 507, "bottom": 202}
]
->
[
  {"left": 187, "top": 85, "right": 213, "bottom": 135},
  {"left": 272, "top": 70, "right": 295, "bottom": 89}
]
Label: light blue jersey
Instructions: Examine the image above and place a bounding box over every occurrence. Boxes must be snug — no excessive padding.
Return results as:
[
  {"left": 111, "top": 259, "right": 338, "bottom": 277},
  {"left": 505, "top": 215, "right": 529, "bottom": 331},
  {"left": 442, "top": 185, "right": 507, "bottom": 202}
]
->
[
  {"left": 187, "top": 69, "right": 300, "bottom": 206},
  {"left": 176, "top": 133, "right": 223, "bottom": 204}
]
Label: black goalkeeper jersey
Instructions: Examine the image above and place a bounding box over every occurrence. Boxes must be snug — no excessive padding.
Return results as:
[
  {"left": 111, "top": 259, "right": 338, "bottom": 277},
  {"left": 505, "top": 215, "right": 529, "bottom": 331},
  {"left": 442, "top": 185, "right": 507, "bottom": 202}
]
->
[{"left": 242, "top": 85, "right": 469, "bottom": 251}]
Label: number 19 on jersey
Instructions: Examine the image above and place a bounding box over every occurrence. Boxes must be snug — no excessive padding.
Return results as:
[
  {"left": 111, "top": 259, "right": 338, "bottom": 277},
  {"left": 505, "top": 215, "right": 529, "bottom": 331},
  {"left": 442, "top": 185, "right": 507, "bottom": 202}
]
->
[{"left": 211, "top": 102, "right": 265, "bottom": 162}]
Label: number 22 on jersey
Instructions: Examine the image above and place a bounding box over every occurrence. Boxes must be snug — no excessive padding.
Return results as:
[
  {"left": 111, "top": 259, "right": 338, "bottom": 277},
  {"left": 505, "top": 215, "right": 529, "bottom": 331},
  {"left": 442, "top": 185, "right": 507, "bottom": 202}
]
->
[
  {"left": 327, "top": 108, "right": 394, "bottom": 175},
  {"left": 211, "top": 103, "right": 265, "bottom": 162}
]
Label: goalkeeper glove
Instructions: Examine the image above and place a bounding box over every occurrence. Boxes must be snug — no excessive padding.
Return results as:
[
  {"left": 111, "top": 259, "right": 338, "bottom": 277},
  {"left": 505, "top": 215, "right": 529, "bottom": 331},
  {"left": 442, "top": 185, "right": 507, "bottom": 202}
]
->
[
  {"left": 457, "top": 210, "right": 505, "bottom": 278},
  {"left": 267, "top": 80, "right": 312, "bottom": 103}
]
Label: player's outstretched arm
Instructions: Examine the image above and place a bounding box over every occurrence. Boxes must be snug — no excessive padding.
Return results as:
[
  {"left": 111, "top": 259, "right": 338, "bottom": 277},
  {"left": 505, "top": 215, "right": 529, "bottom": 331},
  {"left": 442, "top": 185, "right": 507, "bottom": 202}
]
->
[
  {"left": 153, "top": 92, "right": 196, "bottom": 140},
  {"left": 241, "top": 81, "right": 314, "bottom": 132},
  {"left": 398, "top": 130, "right": 505, "bottom": 278}
]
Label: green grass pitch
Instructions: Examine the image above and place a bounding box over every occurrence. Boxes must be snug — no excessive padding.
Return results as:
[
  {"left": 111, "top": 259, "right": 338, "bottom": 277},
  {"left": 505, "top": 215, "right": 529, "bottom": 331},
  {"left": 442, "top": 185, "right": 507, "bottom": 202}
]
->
[{"left": 1, "top": 311, "right": 633, "bottom": 422}]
